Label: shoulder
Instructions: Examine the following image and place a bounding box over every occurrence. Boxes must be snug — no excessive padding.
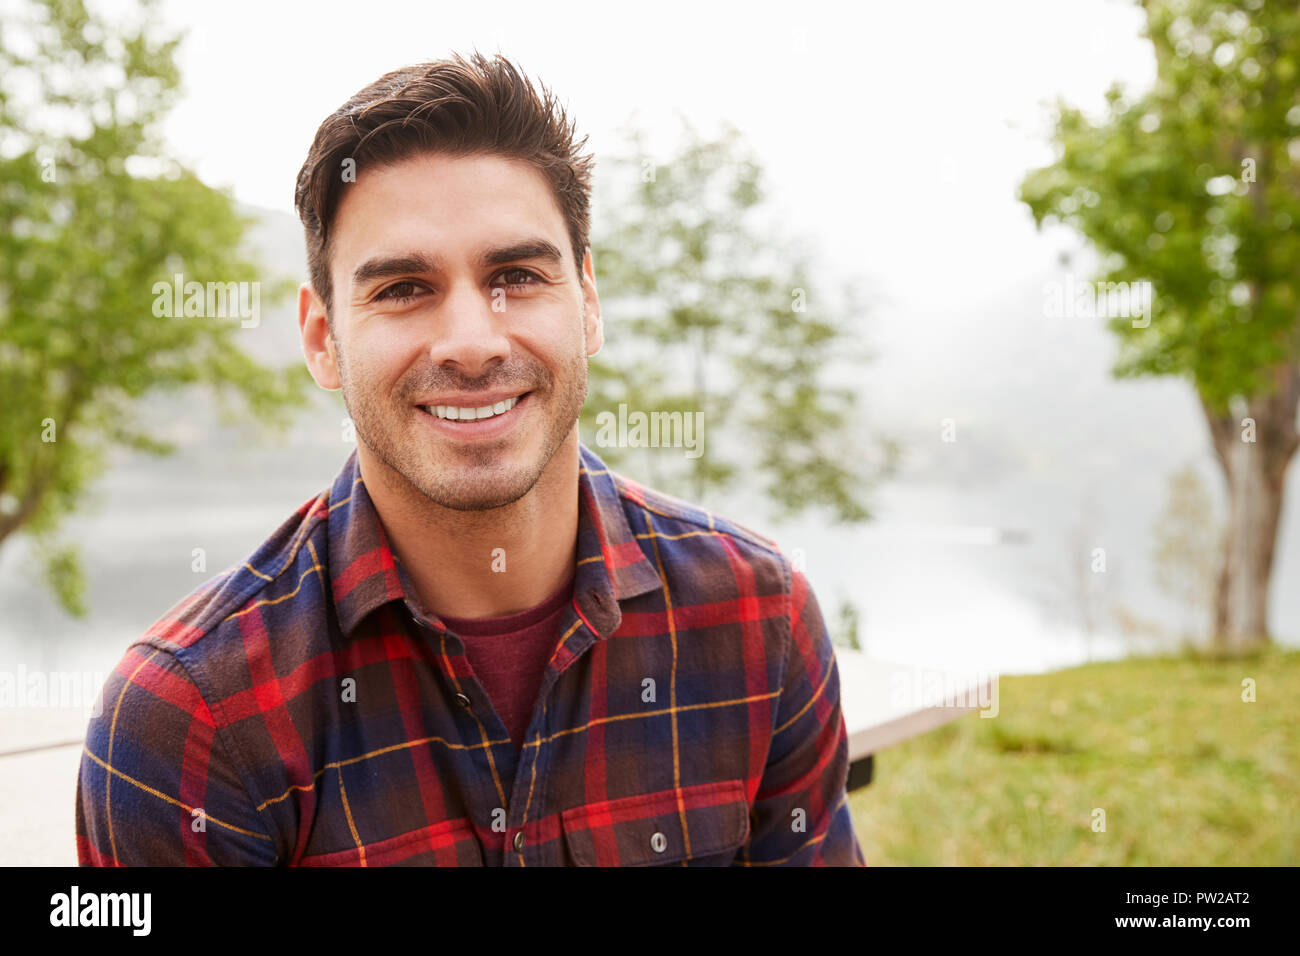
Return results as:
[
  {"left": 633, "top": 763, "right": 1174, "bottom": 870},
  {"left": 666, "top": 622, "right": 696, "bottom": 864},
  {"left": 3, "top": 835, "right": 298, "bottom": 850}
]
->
[
  {"left": 608, "top": 466, "right": 795, "bottom": 600},
  {"left": 132, "top": 487, "right": 333, "bottom": 680}
]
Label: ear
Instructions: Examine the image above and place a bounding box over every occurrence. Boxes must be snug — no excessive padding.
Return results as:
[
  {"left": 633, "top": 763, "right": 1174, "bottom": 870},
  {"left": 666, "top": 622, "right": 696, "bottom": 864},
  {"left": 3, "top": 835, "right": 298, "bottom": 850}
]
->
[
  {"left": 580, "top": 246, "right": 603, "bottom": 357},
  {"left": 299, "top": 282, "right": 342, "bottom": 390}
]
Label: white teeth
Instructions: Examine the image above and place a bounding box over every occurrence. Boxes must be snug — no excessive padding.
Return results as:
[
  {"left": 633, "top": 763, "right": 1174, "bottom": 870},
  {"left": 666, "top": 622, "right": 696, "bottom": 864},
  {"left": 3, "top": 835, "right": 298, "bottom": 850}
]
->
[{"left": 429, "top": 395, "right": 520, "bottom": 421}]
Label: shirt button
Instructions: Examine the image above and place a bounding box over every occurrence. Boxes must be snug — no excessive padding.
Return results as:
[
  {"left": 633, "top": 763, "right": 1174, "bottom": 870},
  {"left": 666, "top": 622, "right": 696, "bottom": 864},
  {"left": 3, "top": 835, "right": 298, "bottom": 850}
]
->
[
  {"left": 513, "top": 830, "right": 525, "bottom": 851},
  {"left": 650, "top": 831, "right": 666, "bottom": 853},
  {"left": 455, "top": 693, "right": 471, "bottom": 708}
]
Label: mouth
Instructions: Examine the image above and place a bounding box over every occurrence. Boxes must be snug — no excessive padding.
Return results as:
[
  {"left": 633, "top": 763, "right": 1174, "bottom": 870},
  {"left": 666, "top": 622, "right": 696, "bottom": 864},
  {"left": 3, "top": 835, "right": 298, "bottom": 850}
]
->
[
  {"left": 415, "top": 390, "right": 533, "bottom": 440},
  {"left": 418, "top": 392, "right": 528, "bottom": 421}
]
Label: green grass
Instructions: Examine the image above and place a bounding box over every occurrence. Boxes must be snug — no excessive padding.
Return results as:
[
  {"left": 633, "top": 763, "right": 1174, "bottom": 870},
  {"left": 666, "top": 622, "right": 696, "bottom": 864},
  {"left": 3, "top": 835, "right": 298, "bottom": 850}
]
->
[{"left": 848, "top": 644, "right": 1299, "bottom": 865}]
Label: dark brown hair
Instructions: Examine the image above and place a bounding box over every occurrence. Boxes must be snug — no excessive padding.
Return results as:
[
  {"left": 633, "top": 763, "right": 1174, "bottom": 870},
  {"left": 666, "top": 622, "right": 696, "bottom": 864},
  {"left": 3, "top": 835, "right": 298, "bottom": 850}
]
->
[{"left": 294, "top": 50, "right": 595, "bottom": 314}]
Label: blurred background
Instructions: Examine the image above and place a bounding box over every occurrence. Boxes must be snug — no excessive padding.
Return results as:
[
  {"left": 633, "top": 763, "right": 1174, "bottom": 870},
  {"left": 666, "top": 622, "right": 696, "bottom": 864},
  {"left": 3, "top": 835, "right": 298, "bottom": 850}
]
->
[{"left": 1, "top": 0, "right": 1296, "bottom": 865}]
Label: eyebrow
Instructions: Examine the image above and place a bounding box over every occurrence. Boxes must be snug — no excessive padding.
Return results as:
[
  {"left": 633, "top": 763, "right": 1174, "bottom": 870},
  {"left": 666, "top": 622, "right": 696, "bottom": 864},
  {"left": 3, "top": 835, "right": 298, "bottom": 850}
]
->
[{"left": 351, "top": 239, "right": 565, "bottom": 287}]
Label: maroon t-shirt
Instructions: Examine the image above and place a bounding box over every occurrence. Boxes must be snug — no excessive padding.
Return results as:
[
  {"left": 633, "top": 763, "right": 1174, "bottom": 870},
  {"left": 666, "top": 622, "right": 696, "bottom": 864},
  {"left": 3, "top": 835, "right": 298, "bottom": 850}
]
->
[{"left": 439, "top": 574, "right": 575, "bottom": 757}]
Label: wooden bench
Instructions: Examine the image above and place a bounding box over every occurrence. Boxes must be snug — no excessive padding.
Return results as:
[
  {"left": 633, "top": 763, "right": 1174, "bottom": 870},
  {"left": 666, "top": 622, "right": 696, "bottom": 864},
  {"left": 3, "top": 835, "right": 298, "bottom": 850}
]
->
[{"left": 836, "top": 649, "right": 997, "bottom": 790}]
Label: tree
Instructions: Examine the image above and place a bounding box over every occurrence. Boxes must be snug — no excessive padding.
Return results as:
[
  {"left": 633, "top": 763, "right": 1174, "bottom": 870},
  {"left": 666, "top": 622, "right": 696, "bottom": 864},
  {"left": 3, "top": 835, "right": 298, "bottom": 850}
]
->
[
  {"left": 0, "top": 0, "right": 311, "bottom": 615},
  {"left": 1019, "top": 0, "right": 1300, "bottom": 651},
  {"left": 1151, "top": 463, "right": 1223, "bottom": 643},
  {"left": 1066, "top": 494, "right": 1107, "bottom": 662},
  {"left": 829, "top": 597, "right": 863, "bottom": 653},
  {"left": 582, "top": 115, "right": 899, "bottom": 523}
]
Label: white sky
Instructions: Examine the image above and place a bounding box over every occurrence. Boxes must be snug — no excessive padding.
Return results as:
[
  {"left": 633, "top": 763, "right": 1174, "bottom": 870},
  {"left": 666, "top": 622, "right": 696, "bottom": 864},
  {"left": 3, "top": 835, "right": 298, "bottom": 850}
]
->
[{"left": 154, "top": 0, "right": 1154, "bottom": 317}]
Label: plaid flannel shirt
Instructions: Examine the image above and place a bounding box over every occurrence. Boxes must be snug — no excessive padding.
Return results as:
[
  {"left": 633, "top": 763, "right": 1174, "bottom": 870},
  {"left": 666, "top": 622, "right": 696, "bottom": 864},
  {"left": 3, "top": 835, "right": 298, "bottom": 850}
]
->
[{"left": 76, "top": 443, "right": 865, "bottom": 866}]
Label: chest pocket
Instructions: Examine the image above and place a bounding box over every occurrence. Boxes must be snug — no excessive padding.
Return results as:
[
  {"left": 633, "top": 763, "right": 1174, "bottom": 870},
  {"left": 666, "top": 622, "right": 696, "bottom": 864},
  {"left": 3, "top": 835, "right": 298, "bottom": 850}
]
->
[
  {"left": 296, "top": 815, "right": 484, "bottom": 867},
  {"left": 560, "top": 778, "right": 750, "bottom": 866}
]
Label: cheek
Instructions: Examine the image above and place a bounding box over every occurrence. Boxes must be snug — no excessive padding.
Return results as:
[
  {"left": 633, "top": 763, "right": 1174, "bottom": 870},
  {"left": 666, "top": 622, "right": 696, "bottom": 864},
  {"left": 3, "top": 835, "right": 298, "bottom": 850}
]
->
[
  {"left": 342, "top": 328, "right": 416, "bottom": 391},
  {"left": 548, "top": 314, "right": 589, "bottom": 358},
  {"left": 546, "top": 338, "right": 588, "bottom": 388}
]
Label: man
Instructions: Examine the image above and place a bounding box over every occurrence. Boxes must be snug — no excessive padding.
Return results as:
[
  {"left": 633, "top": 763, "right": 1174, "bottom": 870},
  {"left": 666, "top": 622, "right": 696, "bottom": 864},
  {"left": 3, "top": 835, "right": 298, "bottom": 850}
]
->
[{"left": 76, "top": 51, "right": 865, "bottom": 866}]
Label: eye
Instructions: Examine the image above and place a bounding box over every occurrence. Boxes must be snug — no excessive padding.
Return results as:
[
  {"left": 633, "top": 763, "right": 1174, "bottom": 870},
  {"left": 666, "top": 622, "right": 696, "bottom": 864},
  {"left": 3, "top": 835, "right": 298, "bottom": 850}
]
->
[
  {"left": 375, "top": 281, "right": 424, "bottom": 303},
  {"left": 494, "top": 267, "right": 542, "bottom": 290}
]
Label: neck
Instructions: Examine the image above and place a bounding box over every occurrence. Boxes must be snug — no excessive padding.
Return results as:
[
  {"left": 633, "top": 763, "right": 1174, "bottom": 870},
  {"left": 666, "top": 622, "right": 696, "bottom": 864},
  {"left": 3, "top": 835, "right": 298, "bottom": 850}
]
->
[{"left": 358, "top": 433, "right": 580, "bottom": 621}]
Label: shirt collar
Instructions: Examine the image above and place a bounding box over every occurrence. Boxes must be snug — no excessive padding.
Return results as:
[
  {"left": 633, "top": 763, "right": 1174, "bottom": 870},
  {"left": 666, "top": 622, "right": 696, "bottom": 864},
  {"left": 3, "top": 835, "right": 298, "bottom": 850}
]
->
[{"left": 326, "top": 443, "right": 662, "bottom": 640}]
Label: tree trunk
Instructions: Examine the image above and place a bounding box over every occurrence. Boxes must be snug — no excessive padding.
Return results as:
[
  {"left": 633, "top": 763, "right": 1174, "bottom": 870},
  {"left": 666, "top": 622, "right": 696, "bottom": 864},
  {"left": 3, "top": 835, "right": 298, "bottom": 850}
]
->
[
  {"left": 1198, "top": 361, "right": 1300, "bottom": 651},
  {"left": 0, "top": 462, "right": 51, "bottom": 551}
]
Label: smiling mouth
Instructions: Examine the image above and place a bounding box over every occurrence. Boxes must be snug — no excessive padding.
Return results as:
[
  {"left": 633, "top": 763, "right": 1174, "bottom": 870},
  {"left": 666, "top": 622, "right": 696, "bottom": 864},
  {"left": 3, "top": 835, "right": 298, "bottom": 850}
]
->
[{"left": 417, "top": 391, "right": 532, "bottom": 422}]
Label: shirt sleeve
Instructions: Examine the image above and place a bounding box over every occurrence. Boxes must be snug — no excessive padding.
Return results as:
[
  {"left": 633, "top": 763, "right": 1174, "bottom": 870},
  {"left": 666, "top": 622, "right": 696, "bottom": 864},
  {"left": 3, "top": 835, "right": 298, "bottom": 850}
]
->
[
  {"left": 76, "top": 642, "right": 279, "bottom": 866},
  {"left": 735, "top": 565, "right": 866, "bottom": 866}
]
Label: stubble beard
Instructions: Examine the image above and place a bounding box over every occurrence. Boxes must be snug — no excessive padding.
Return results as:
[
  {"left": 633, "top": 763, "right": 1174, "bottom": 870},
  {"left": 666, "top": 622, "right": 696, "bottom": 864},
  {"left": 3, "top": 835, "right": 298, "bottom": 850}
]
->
[{"left": 335, "top": 324, "right": 589, "bottom": 513}]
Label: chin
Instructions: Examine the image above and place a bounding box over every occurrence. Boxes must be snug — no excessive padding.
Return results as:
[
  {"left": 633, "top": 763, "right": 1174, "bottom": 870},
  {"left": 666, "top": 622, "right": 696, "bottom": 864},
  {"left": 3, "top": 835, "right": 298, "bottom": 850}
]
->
[
  {"left": 410, "top": 458, "right": 536, "bottom": 511},
  {"left": 424, "top": 480, "right": 532, "bottom": 512}
]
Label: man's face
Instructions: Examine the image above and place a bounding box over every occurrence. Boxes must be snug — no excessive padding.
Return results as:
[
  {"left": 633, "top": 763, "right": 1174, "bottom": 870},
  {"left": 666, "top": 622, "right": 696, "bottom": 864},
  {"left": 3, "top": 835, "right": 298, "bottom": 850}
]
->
[{"left": 300, "top": 151, "right": 602, "bottom": 510}]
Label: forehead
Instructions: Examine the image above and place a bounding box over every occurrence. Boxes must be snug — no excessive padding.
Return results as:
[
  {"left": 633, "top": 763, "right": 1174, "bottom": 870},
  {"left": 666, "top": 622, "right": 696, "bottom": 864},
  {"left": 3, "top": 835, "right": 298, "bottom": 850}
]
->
[{"left": 330, "top": 151, "right": 569, "bottom": 273}]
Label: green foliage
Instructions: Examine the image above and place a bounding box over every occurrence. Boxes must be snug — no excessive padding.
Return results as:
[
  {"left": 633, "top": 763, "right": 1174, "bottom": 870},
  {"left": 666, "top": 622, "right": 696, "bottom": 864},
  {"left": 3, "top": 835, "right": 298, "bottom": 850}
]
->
[
  {"left": 830, "top": 597, "right": 862, "bottom": 652},
  {"left": 583, "top": 115, "right": 899, "bottom": 523},
  {"left": 1018, "top": 0, "right": 1300, "bottom": 414},
  {"left": 0, "top": 0, "right": 312, "bottom": 615}
]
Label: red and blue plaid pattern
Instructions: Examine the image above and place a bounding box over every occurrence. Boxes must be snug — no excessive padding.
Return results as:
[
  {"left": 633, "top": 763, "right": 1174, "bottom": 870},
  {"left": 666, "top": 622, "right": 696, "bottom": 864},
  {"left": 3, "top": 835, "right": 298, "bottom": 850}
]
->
[{"left": 75, "top": 443, "right": 865, "bottom": 866}]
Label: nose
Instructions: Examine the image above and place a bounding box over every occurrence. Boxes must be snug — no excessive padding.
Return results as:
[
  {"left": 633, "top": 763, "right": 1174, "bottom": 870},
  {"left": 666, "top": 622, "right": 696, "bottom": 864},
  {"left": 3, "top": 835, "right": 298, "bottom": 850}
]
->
[{"left": 424, "top": 277, "right": 511, "bottom": 375}]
